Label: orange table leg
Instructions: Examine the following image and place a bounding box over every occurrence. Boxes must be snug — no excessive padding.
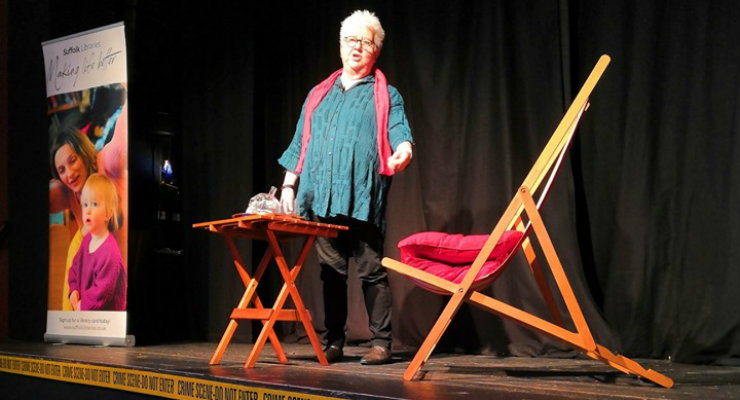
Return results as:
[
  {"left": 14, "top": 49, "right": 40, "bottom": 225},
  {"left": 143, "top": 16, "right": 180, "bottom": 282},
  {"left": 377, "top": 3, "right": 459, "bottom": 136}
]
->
[
  {"left": 244, "top": 232, "right": 327, "bottom": 367},
  {"left": 266, "top": 232, "right": 327, "bottom": 366},
  {"left": 210, "top": 236, "right": 287, "bottom": 365}
]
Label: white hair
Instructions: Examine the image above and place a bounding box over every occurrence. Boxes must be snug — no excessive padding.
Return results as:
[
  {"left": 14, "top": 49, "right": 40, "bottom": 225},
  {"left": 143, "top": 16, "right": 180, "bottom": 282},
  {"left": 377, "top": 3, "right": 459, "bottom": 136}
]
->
[{"left": 339, "top": 10, "right": 385, "bottom": 50}]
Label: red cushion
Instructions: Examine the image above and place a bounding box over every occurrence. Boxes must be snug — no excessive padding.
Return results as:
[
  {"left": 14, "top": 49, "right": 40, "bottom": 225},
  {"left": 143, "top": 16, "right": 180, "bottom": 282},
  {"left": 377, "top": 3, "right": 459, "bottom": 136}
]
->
[{"left": 398, "top": 230, "right": 523, "bottom": 284}]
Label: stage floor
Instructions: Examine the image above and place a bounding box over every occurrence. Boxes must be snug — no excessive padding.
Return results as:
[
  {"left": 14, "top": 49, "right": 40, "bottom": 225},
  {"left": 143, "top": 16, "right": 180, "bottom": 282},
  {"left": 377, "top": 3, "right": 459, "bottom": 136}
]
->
[{"left": 1, "top": 341, "right": 738, "bottom": 400}]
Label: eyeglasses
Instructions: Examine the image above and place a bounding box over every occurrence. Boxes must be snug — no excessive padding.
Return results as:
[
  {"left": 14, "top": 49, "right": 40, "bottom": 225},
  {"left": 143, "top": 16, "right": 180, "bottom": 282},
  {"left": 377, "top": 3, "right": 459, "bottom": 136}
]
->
[{"left": 342, "top": 36, "right": 376, "bottom": 50}]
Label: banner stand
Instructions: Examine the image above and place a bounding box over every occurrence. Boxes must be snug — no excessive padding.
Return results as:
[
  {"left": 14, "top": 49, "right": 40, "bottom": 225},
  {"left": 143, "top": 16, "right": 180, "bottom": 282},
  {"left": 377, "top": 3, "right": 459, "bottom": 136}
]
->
[{"left": 43, "top": 22, "right": 131, "bottom": 347}]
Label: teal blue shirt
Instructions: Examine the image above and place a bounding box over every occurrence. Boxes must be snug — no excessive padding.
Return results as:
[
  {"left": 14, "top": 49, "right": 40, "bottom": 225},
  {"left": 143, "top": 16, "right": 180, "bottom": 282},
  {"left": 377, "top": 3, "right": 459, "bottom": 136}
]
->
[{"left": 278, "top": 74, "right": 413, "bottom": 230}]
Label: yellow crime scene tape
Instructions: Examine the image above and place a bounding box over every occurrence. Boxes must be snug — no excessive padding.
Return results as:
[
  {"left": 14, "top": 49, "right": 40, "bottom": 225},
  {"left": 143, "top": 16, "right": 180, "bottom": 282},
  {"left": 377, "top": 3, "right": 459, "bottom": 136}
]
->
[{"left": 0, "top": 354, "right": 347, "bottom": 400}]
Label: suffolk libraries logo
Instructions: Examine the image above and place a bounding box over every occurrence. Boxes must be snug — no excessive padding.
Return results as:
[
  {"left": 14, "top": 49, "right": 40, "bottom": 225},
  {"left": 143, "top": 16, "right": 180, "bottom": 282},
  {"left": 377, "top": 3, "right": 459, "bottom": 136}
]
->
[{"left": 62, "top": 41, "right": 103, "bottom": 55}]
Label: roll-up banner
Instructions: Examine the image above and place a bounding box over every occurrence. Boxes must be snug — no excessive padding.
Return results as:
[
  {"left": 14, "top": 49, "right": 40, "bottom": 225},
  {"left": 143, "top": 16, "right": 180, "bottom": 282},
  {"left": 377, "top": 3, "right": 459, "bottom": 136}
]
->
[{"left": 43, "top": 22, "right": 133, "bottom": 346}]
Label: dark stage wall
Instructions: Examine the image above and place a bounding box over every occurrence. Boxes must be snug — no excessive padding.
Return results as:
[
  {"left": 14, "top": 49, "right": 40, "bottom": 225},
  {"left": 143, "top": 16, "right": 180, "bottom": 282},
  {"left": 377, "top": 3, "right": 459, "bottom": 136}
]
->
[{"left": 6, "top": 0, "right": 739, "bottom": 365}]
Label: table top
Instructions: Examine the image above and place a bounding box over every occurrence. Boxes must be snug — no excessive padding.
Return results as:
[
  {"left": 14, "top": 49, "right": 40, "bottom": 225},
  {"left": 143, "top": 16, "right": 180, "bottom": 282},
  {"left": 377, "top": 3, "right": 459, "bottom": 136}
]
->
[{"left": 193, "top": 213, "right": 348, "bottom": 240}]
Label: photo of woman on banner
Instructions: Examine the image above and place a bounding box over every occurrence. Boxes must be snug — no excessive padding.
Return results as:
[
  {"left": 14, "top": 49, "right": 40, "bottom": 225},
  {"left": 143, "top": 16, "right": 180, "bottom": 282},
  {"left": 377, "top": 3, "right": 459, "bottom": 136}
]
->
[{"left": 48, "top": 83, "right": 128, "bottom": 311}]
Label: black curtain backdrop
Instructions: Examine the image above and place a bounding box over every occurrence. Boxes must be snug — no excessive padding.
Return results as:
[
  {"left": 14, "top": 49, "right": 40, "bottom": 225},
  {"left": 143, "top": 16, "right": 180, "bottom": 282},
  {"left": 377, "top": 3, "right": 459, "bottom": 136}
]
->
[{"left": 7, "top": 0, "right": 738, "bottom": 364}]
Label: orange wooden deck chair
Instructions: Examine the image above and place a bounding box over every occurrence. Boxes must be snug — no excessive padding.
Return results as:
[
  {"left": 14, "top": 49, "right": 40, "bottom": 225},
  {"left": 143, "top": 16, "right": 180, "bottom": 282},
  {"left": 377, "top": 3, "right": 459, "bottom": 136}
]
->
[{"left": 382, "top": 55, "right": 673, "bottom": 388}]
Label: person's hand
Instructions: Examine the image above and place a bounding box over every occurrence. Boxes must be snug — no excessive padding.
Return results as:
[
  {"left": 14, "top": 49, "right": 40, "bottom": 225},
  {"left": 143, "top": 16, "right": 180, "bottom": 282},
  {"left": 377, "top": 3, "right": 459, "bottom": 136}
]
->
[
  {"left": 69, "top": 290, "right": 81, "bottom": 311},
  {"left": 387, "top": 142, "right": 413, "bottom": 172},
  {"left": 280, "top": 186, "right": 295, "bottom": 214}
]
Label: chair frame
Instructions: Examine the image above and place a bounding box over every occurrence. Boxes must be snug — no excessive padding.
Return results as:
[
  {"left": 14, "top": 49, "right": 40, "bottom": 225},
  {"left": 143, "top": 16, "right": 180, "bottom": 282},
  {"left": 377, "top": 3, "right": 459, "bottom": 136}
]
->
[{"left": 382, "top": 55, "right": 674, "bottom": 388}]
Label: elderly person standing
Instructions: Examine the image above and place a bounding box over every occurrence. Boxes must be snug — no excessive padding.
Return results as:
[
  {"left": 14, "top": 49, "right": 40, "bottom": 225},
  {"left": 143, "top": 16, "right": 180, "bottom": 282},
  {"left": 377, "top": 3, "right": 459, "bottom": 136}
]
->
[{"left": 278, "top": 10, "right": 413, "bottom": 365}]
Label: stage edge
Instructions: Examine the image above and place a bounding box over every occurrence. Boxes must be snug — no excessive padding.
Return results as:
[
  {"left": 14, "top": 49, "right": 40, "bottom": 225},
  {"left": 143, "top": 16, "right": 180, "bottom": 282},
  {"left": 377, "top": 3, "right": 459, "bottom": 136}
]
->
[{"left": 0, "top": 354, "right": 346, "bottom": 400}]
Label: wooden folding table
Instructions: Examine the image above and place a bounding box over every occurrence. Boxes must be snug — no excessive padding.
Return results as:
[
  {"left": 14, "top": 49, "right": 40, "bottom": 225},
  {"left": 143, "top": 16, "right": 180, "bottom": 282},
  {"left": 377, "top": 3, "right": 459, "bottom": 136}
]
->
[{"left": 193, "top": 214, "right": 348, "bottom": 368}]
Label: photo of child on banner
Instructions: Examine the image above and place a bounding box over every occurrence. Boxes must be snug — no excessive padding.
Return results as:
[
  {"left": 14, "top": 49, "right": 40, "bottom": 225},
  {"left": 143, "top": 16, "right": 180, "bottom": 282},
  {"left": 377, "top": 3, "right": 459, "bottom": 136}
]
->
[{"left": 67, "top": 173, "right": 126, "bottom": 311}]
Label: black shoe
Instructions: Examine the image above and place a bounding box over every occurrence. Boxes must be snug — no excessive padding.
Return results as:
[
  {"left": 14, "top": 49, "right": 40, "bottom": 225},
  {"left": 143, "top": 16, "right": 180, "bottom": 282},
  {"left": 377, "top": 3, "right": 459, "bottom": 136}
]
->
[
  {"left": 360, "top": 345, "right": 392, "bottom": 365},
  {"left": 324, "top": 345, "right": 343, "bottom": 363}
]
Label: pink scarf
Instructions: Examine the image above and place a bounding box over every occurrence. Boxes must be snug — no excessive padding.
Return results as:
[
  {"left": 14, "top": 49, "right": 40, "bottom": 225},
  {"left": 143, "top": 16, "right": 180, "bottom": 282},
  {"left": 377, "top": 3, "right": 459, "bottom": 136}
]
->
[{"left": 294, "top": 68, "right": 393, "bottom": 176}]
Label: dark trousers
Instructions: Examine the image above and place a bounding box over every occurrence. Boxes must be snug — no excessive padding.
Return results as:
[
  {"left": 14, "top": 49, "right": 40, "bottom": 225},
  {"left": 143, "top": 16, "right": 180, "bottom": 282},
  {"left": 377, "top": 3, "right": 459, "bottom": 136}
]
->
[{"left": 315, "top": 215, "right": 392, "bottom": 350}]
